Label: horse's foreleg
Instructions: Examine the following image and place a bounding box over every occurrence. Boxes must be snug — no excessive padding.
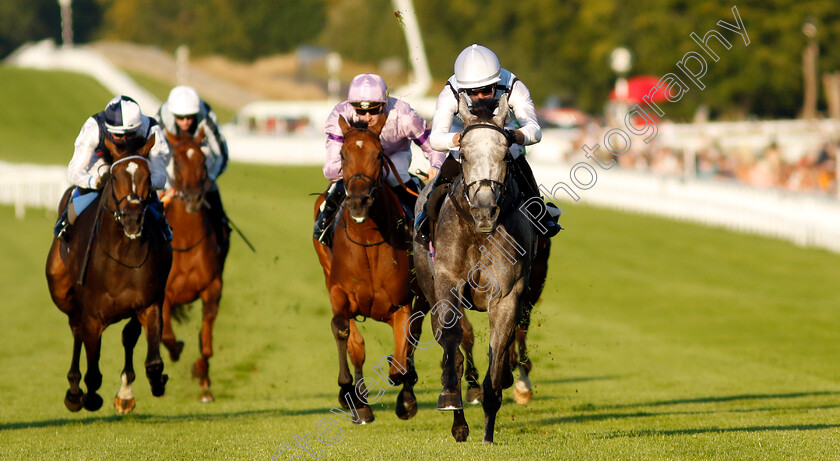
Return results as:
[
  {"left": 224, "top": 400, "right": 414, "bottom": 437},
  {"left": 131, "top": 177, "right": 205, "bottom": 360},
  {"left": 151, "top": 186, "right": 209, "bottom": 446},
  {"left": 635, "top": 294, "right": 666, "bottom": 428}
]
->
[
  {"left": 64, "top": 323, "right": 83, "bottom": 412},
  {"left": 330, "top": 310, "right": 356, "bottom": 411},
  {"left": 193, "top": 279, "right": 221, "bottom": 402},
  {"left": 137, "top": 302, "right": 168, "bottom": 398},
  {"left": 80, "top": 317, "right": 104, "bottom": 411},
  {"left": 390, "top": 306, "right": 418, "bottom": 420},
  {"left": 115, "top": 316, "right": 142, "bottom": 414},
  {"left": 161, "top": 297, "right": 184, "bottom": 362},
  {"left": 460, "top": 311, "right": 481, "bottom": 404},
  {"left": 482, "top": 299, "right": 519, "bottom": 444},
  {"left": 346, "top": 320, "right": 374, "bottom": 423}
]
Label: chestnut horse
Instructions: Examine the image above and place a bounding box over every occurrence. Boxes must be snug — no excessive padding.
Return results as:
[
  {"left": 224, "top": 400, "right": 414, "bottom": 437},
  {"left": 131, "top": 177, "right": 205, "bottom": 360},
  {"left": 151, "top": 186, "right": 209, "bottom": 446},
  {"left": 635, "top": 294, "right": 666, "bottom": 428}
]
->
[
  {"left": 161, "top": 128, "right": 228, "bottom": 402},
  {"left": 46, "top": 135, "right": 172, "bottom": 414},
  {"left": 312, "top": 115, "right": 426, "bottom": 423}
]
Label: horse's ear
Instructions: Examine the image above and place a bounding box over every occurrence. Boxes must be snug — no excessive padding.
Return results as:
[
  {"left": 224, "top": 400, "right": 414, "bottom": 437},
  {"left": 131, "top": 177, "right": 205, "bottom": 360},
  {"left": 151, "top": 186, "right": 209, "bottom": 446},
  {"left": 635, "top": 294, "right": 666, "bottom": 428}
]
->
[
  {"left": 140, "top": 133, "right": 156, "bottom": 158},
  {"left": 195, "top": 126, "right": 206, "bottom": 145},
  {"left": 103, "top": 136, "right": 120, "bottom": 162},
  {"left": 338, "top": 115, "right": 351, "bottom": 135},
  {"left": 458, "top": 93, "right": 478, "bottom": 126},
  {"left": 165, "top": 129, "right": 179, "bottom": 148},
  {"left": 368, "top": 110, "right": 386, "bottom": 136},
  {"left": 493, "top": 94, "right": 509, "bottom": 128}
]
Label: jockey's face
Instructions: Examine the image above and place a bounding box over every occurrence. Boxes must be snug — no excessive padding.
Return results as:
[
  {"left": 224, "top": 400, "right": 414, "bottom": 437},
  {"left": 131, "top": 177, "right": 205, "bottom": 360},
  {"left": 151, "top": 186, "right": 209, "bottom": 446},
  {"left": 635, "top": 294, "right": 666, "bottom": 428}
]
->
[
  {"left": 464, "top": 84, "right": 496, "bottom": 102},
  {"left": 110, "top": 129, "right": 138, "bottom": 146},
  {"left": 353, "top": 104, "right": 384, "bottom": 127},
  {"left": 175, "top": 114, "right": 197, "bottom": 133}
]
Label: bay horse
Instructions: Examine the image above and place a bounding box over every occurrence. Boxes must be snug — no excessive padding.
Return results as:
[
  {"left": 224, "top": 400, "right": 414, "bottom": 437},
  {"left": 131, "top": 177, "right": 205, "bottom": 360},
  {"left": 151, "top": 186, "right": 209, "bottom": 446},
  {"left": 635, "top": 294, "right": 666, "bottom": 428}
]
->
[
  {"left": 312, "top": 114, "right": 426, "bottom": 423},
  {"left": 45, "top": 134, "right": 172, "bottom": 414},
  {"left": 413, "top": 94, "right": 537, "bottom": 443},
  {"left": 161, "top": 128, "right": 228, "bottom": 402}
]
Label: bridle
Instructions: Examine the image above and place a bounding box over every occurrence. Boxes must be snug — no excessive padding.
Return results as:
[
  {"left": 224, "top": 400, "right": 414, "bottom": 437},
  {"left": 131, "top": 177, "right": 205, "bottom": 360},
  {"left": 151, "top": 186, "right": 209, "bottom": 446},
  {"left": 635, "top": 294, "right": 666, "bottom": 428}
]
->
[
  {"left": 340, "top": 127, "right": 388, "bottom": 247},
  {"left": 458, "top": 123, "right": 512, "bottom": 208},
  {"left": 103, "top": 155, "right": 152, "bottom": 229}
]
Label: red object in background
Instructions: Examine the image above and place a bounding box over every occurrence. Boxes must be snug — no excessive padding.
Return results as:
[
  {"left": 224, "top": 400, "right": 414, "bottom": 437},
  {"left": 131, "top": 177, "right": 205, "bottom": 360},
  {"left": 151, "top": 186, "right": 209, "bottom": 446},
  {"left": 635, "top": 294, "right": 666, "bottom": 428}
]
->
[{"left": 609, "top": 75, "right": 667, "bottom": 103}]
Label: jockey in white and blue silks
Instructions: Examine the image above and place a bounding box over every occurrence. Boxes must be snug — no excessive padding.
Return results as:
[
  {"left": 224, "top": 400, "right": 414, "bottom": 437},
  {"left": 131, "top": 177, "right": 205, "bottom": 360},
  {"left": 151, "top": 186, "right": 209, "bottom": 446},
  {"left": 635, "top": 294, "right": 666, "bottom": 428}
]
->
[
  {"left": 156, "top": 85, "right": 231, "bottom": 245},
  {"left": 415, "top": 44, "right": 561, "bottom": 241},
  {"left": 314, "top": 73, "right": 443, "bottom": 246},
  {"left": 54, "top": 95, "right": 172, "bottom": 241}
]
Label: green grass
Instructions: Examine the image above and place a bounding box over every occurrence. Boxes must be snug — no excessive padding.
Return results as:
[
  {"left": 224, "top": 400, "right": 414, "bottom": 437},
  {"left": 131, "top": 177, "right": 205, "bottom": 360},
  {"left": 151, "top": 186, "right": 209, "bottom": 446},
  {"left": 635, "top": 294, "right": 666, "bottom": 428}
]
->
[
  {"left": 0, "top": 67, "right": 113, "bottom": 165},
  {"left": 2, "top": 162, "right": 840, "bottom": 459}
]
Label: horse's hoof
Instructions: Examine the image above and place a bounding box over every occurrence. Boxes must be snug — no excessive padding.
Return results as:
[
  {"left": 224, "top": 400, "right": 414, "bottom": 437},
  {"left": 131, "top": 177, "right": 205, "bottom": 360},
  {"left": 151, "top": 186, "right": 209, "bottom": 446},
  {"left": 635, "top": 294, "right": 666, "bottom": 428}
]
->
[
  {"left": 395, "top": 390, "right": 418, "bottom": 420},
  {"left": 199, "top": 391, "right": 214, "bottom": 403},
  {"left": 452, "top": 424, "right": 469, "bottom": 442},
  {"left": 64, "top": 390, "right": 83, "bottom": 412},
  {"left": 83, "top": 392, "right": 103, "bottom": 411},
  {"left": 114, "top": 396, "right": 136, "bottom": 414},
  {"left": 167, "top": 340, "right": 185, "bottom": 362},
  {"left": 513, "top": 379, "right": 532, "bottom": 405},
  {"left": 354, "top": 406, "right": 375, "bottom": 425},
  {"left": 466, "top": 386, "right": 482, "bottom": 405},
  {"left": 437, "top": 390, "right": 462, "bottom": 411},
  {"left": 151, "top": 374, "right": 168, "bottom": 397}
]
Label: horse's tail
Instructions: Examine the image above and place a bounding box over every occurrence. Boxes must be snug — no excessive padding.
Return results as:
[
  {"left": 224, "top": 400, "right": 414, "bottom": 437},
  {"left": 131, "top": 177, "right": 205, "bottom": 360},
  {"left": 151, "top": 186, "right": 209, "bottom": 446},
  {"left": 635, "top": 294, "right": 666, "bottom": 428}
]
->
[{"left": 171, "top": 303, "right": 190, "bottom": 324}]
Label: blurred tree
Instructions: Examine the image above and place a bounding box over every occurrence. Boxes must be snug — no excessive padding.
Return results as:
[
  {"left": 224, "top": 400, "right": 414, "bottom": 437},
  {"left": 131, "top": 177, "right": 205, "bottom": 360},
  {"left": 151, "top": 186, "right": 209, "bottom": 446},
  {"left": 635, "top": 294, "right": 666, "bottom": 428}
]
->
[{"left": 0, "top": 0, "right": 101, "bottom": 57}]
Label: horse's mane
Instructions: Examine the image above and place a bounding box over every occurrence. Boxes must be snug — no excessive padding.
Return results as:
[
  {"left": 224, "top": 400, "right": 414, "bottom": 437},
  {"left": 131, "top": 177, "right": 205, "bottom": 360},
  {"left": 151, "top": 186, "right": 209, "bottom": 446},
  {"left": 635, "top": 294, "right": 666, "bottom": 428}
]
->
[
  {"left": 468, "top": 98, "right": 500, "bottom": 123},
  {"left": 349, "top": 120, "right": 370, "bottom": 130}
]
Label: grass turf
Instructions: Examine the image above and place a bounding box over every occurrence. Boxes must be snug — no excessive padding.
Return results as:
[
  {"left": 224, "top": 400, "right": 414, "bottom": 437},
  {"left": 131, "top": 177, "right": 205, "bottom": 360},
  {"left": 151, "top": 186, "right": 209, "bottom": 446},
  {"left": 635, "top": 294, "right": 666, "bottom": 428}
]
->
[{"left": 2, "top": 162, "right": 840, "bottom": 459}]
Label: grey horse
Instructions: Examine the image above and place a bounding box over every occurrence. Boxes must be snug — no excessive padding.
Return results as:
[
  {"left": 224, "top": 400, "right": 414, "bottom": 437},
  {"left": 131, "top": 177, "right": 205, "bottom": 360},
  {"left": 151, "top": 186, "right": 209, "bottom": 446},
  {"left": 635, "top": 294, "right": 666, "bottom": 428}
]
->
[{"left": 413, "top": 94, "right": 537, "bottom": 443}]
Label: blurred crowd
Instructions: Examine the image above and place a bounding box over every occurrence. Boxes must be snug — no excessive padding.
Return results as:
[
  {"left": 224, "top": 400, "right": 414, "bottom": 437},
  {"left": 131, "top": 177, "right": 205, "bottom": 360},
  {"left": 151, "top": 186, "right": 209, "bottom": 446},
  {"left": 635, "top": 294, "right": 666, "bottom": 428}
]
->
[{"left": 563, "top": 120, "right": 839, "bottom": 196}]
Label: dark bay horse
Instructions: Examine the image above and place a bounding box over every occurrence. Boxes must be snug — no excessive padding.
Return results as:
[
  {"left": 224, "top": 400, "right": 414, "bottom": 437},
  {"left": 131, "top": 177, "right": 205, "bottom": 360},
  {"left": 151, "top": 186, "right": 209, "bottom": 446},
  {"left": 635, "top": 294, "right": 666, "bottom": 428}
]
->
[
  {"left": 161, "top": 128, "right": 228, "bottom": 402},
  {"left": 312, "top": 114, "right": 427, "bottom": 423},
  {"left": 413, "top": 94, "right": 537, "bottom": 443},
  {"left": 46, "top": 135, "right": 172, "bottom": 414}
]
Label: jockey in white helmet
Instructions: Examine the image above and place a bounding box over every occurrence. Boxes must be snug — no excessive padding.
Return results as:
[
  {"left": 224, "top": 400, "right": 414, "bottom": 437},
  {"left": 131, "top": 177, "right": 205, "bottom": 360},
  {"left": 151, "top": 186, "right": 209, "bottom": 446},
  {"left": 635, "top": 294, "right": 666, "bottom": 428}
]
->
[
  {"left": 55, "top": 95, "right": 172, "bottom": 241},
  {"left": 156, "top": 85, "right": 231, "bottom": 245},
  {"left": 314, "top": 73, "right": 442, "bottom": 246},
  {"left": 417, "top": 44, "right": 561, "bottom": 241}
]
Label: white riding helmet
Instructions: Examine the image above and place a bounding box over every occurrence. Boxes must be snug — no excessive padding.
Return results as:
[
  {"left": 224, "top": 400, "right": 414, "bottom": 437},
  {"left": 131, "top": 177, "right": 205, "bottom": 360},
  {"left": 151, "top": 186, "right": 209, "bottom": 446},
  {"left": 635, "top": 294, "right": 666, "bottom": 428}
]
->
[
  {"left": 347, "top": 74, "right": 387, "bottom": 109},
  {"left": 167, "top": 86, "right": 201, "bottom": 116},
  {"left": 104, "top": 95, "right": 143, "bottom": 134},
  {"left": 454, "top": 44, "right": 501, "bottom": 89}
]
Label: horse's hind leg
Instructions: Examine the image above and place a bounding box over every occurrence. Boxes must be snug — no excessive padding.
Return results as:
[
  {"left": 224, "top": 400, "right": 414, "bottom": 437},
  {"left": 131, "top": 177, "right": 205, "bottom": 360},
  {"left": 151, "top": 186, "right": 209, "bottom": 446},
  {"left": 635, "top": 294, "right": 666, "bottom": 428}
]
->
[
  {"left": 193, "top": 279, "right": 221, "bottom": 402},
  {"left": 460, "top": 312, "right": 482, "bottom": 405},
  {"left": 512, "top": 309, "right": 533, "bottom": 405},
  {"left": 390, "top": 306, "right": 418, "bottom": 420},
  {"left": 138, "top": 302, "right": 168, "bottom": 398},
  {"left": 80, "top": 317, "right": 104, "bottom": 411},
  {"left": 161, "top": 298, "right": 184, "bottom": 362},
  {"left": 347, "top": 320, "right": 374, "bottom": 423},
  {"left": 64, "top": 325, "right": 84, "bottom": 412}
]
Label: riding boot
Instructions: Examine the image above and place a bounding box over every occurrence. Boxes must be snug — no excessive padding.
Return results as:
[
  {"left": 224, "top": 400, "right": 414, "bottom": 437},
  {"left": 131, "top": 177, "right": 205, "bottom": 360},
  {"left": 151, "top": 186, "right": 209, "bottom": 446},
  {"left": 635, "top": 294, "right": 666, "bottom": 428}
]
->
[
  {"left": 513, "top": 155, "right": 562, "bottom": 237},
  {"left": 314, "top": 180, "right": 345, "bottom": 247},
  {"left": 54, "top": 208, "right": 71, "bottom": 241},
  {"left": 204, "top": 187, "right": 230, "bottom": 245},
  {"left": 415, "top": 154, "right": 460, "bottom": 243},
  {"left": 149, "top": 195, "right": 173, "bottom": 241}
]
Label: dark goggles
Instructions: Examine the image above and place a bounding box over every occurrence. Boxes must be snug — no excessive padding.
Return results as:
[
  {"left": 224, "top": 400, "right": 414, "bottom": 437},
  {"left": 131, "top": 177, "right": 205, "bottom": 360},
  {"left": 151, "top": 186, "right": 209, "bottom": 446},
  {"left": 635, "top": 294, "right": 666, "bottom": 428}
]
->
[
  {"left": 354, "top": 105, "right": 383, "bottom": 116},
  {"left": 465, "top": 84, "right": 496, "bottom": 97}
]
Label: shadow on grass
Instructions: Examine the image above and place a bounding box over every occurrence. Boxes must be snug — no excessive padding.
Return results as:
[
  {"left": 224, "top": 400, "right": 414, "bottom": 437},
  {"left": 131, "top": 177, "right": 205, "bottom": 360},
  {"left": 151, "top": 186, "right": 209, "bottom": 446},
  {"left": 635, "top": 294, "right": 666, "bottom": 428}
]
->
[
  {"left": 581, "top": 390, "right": 840, "bottom": 411},
  {"left": 599, "top": 423, "right": 840, "bottom": 438},
  {"left": 0, "top": 406, "right": 344, "bottom": 432}
]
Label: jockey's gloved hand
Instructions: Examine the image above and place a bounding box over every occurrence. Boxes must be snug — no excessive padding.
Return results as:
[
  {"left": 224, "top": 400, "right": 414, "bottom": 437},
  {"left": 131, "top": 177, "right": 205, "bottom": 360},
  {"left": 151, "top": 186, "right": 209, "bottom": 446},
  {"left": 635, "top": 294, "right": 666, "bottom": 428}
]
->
[{"left": 504, "top": 129, "right": 518, "bottom": 146}]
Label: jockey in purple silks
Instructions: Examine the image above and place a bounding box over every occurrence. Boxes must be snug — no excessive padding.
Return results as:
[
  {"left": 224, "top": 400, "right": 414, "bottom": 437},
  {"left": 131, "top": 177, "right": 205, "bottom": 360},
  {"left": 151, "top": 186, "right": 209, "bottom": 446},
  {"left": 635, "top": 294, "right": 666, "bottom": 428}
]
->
[
  {"left": 54, "top": 95, "right": 173, "bottom": 241},
  {"left": 415, "top": 44, "right": 561, "bottom": 241},
  {"left": 314, "top": 73, "right": 443, "bottom": 246}
]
